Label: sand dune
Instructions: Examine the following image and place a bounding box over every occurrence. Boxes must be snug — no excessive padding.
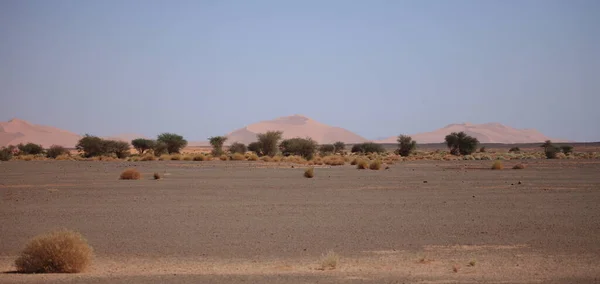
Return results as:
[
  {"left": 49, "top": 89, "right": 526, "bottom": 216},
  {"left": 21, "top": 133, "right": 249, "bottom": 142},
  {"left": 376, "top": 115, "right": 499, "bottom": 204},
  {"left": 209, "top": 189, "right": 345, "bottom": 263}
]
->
[
  {"left": 0, "top": 118, "right": 81, "bottom": 148},
  {"left": 376, "top": 122, "right": 563, "bottom": 144}
]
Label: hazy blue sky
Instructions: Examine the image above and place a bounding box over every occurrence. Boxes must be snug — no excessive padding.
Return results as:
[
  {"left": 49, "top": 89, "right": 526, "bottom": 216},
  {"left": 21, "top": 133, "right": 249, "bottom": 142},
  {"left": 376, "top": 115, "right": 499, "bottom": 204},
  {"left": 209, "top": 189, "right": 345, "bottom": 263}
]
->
[{"left": 1, "top": 0, "right": 599, "bottom": 141}]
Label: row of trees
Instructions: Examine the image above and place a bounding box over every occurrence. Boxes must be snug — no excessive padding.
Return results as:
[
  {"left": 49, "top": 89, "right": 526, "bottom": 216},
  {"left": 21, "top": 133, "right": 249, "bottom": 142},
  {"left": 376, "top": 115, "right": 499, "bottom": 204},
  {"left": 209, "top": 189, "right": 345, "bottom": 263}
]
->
[{"left": 0, "top": 143, "right": 69, "bottom": 161}]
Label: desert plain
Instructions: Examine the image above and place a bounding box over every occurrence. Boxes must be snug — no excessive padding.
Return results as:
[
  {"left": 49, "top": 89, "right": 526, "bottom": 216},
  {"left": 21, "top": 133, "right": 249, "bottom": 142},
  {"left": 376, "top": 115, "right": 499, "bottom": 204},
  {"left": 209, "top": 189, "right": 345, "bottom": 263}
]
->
[{"left": 1, "top": 158, "right": 599, "bottom": 284}]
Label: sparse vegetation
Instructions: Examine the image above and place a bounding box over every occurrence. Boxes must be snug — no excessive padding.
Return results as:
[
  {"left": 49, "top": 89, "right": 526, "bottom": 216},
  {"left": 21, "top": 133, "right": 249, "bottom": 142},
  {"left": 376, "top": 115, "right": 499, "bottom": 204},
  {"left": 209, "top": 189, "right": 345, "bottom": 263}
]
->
[
  {"left": 131, "top": 138, "right": 155, "bottom": 155},
  {"left": 157, "top": 133, "right": 187, "bottom": 154},
  {"left": 219, "top": 154, "right": 228, "bottom": 161},
  {"left": 256, "top": 131, "right": 283, "bottom": 157},
  {"left": 246, "top": 153, "right": 259, "bottom": 161},
  {"left": 396, "top": 135, "right": 417, "bottom": 157},
  {"left": 369, "top": 160, "right": 382, "bottom": 170},
  {"left": 319, "top": 250, "right": 339, "bottom": 270},
  {"left": 509, "top": 147, "right": 521, "bottom": 153},
  {"left": 491, "top": 160, "right": 503, "bottom": 170},
  {"left": 280, "top": 137, "right": 318, "bottom": 160},
  {"left": 153, "top": 172, "right": 161, "bottom": 180},
  {"left": 333, "top": 141, "right": 346, "bottom": 154},
  {"left": 17, "top": 143, "right": 44, "bottom": 155},
  {"left": 479, "top": 146, "right": 486, "bottom": 153},
  {"left": 76, "top": 135, "right": 129, "bottom": 158},
  {"left": 1, "top": 146, "right": 14, "bottom": 161},
  {"left": 318, "top": 144, "right": 335, "bottom": 156},
  {"left": 15, "top": 229, "right": 93, "bottom": 273},
  {"left": 513, "top": 163, "right": 526, "bottom": 170},
  {"left": 445, "top": 132, "right": 479, "bottom": 155},
  {"left": 120, "top": 168, "right": 141, "bottom": 180},
  {"left": 541, "top": 140, "right": 561, "bottom": 159},
  {"left": 560, "top": 145, "right": 574, "bottom": 155},
  {"left": 229, "top": 142, "right": 247, "bottom": 154},
  {"left": 247, "top": 141, "right": 262, "bottom": 156},
  {"left": 351, "top": 142, "right": 385, "bottom": 154},
  {"left": 304, "top": 167, "right": 314, "bottom": 178},
  {"left": 356, "top": 159, "right": 369, "bottom": 169},
  {"left": 231, "top": 153, "right": 245, "bottom": 161},
  {"left": 323, "top": 155, "right": 345, "bottom": 166},
  {"left": 46, "top": 145, "right": 68, "bottom": 159},
  {"left": 170, "top": 154, "right": 182, "bottom": 161},
  {"left": 209, "top": 136, "right": 228, "bottom": 156},
  {"left": 152, "top": 141, "right": 168, "bottom": 156}
]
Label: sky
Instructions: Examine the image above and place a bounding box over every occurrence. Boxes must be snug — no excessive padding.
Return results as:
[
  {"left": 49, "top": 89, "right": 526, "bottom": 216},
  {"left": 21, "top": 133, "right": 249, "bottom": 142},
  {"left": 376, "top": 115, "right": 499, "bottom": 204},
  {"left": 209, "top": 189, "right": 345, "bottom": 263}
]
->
[{"left": 1, "top": 0, "right": 599, "bottom": 142}]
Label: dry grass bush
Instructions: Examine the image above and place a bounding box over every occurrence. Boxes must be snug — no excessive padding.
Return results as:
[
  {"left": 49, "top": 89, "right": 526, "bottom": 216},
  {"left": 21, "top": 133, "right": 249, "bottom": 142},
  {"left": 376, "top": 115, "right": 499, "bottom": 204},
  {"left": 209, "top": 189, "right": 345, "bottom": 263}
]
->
[
  {"left": 319, "top": 250, "right": 339, "bottom": 270},
  {"left": 55, "top": 154, "right": 74, "bottom": 161},
  {"left": 140, "top": 154, "right": 156, "bottom": 161},
  {"left": 356, "top": 159, "right": 369, "bottom": 169},
  {"left": 312, "top": 156, "right": 323, "bottom": 165},
  {"left": 261, "top": 156, "right": 273, "bottom": 162},
  {"left": 120, "top": 168, "right": 141, "bottom": 180},
  {"left": 16, "top": 155, "right": 36, "bottom": 161},
  {"left": 555, "top": 152, "right": 567, "bottom": 159},
  {"left": 182, "top": 155, "right": 193, "bottom": 161},
  {"left": 219, "top": 154, "right": 229, "bottom": 161},
  {"left": 246, "top": 153, "right": 259, "bottom": 161},
  {"left": 350, "top": 157, "right": 359, "bottom": 165},
  {"left": 323, "top": 155, "right": 345, "bottom": 166},
  {"left": 304, "top": 167, "right": 314, "bottom": 178},
  {"left": 512, "top": 163, "right": 526, "bottom": 170},
  {"left": 491, "top": 160, "right": 503, "bottom": 170},
  {"left": 15, "top": 229, "right": 93, "bottom": 273},
  {"left": 283, "top": 155, "right": 307, "bottom": 164},
  {"left": 272, "top": 155, "right": 282, "bottom": 162},
  {"left": 170, "top": 154, "right": 181, "bottom": 161},
  {"left": 193, "top": 155, "right": 206, "bottom": 161},
  {"left": 91, "top": 156, "right": 118, "bottom": 161},
  {"left": 158, "top": 154, "right": 170, "bottom": 161},
  {"left": 369, "top": 160, "right": 382, "bottom": 170},
  {"left": 231, "top": 153, "right": 245, "bottom": 161},
  {"left": 153, "top": 172, "right": 161, "bottom": 180}
]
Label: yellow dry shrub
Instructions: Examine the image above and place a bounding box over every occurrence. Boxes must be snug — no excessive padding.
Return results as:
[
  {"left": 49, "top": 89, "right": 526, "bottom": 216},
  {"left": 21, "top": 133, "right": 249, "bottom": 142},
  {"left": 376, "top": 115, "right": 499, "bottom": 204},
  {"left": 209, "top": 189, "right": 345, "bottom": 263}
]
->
[
  {"left": 119, "top": 168, "right": 141, "bottom": 180},
  {"left": 231, "top": 153, "right": 245, "bottom": 161},
  {"left": 304, "top": 167, "right": 314, "bottom": 178},
  {"left": 15, "top": 229, "right": 93, "bottom": 273}
]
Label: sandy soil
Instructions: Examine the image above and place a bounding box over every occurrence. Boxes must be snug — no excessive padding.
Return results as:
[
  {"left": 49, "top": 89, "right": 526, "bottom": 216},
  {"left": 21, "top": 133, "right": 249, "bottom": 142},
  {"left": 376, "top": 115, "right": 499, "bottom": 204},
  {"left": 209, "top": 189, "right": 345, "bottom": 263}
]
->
[{"left": 1, "top": 159, "right": 599, "bottom": 283}]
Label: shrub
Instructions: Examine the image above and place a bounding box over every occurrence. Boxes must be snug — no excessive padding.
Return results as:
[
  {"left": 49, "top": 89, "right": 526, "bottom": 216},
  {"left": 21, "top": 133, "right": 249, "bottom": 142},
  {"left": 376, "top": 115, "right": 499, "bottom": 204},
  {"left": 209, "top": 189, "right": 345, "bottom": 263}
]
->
[
  {"left": 120, "top": 168, "right": 141, "bottom": 180},
  {"left": 445, "top": 132, "right": 479, "bottom": 155},
  {"left": 247, "top": 141, "right": 263, "bottom": 156},
  {"left": 333, "top": 141, "right": 346, "bottom": 154},
  {"left": 280, "top": 137, "right": 318, "bottom": 160},
  {"left": 46, "top": 145, "right": 68, "bottom": 159},
  {"left": 55, "top": 154, "right": 73, "bottom": 161},
  {"left": 479, "top": 146, "right": 486, "bottom": 153},
  {"left": 231, "top": 153, "right": 245, "bottom": 160},
  {"left": 247, "top": 153, "right": 259, "bottom": 161},
  {"left": 396, "top": 135, "right": 417, "bottom": 157},
  {"left": 256, "top": 131, "right": 283, "bottom": 157},
  {"left": 153, "top": 172, "right": 161, "bottom": 180},
  {"left": 369, "top": 160, "right": 382, "bottom": 170},
  {"left": 513, "top": 163, "right": 526, "bottom": 170},
  {"left": 491, "top": 161, "right": 503, "bottom": 170},
  {"left": 140, "top": 154, "right": 156, "bottom": 161},
  {"left": 158, "top": 154, "right": 170, "bottom": 161},
  {"left": 351, "top": 142, "right": 385, "bottom": 154},
  {"left": 219, "top": 154, "right": 228, "bottom": 161},
  {"left": 560, "top": 145, "right": 574, "bottom": 155},
  {"left": 228, "top": 142, "right": 247, "bottom": 154},
  {"left": 318, "top": 144, "right": 335, "bottom": 156},
  {"left": 323, "top": 155, "right": 345, "bottom": 166},
  {"left": 209, "top": 136, "right": 228, "bottom": 156},
  {"left": 304, "top": 167, "right": 314, "bottom": 178},
  {"left": 356, "top": 159, "right": 368, "bottom": 169},
  {"left": 182, "top": 155, "right": 193, "bottom": 161},
  {"left": 319, "top": 250, "right": 339, "bottom": 270},
  {"left": 15, "top": 229, "right": 93, "bottom": 273},
  {"left": 17, "top": 143, "right": 44, "bottom": 155},
  {"left": 170, "top": 154, "right": 181, "bottom": 161},
  {"left": 0, "top": 147, "right": 14, "bottom": 161},
  {"left": 152, "top": 141, "right": 168, "bottom": 156},
  {"left": 509, "top": 147, "right": 521, "bottom": 153},
  {"left": 131, "top": 139, "right": 155, "bottom": 155},
  {"left": 542, "top": 141, "right": 561, "bottom": 159},
  {"left": 350, "top": 157, "right": 359, "bottom": 165},
  {"left": 103, "top": 140, "right": 130, "bottom": 159},
  {"left": 157, "top": 133, "right": 187, "bottom": 154}
]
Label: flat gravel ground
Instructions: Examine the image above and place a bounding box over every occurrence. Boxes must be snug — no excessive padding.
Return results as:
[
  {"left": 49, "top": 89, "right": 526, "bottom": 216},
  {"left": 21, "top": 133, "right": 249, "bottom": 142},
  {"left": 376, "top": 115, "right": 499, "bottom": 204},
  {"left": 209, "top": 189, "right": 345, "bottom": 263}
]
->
[{"left": 1, "top": 159, "right": 599, "bottom": 283}]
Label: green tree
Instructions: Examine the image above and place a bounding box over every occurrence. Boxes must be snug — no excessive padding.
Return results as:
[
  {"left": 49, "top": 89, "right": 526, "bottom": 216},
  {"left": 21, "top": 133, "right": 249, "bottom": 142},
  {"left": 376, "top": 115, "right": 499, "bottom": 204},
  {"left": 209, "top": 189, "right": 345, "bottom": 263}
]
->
[
  {"left": 256, "top": 131, "right": 283, "bottom": 157},
  {"left": 209, "top": 136, "right": 228, "bottom": 156},
  {"left": 445, "top": 132, "right": 479, "bottom": 155},
  {"left": 560, "top": 145, "right": 574, "bottom": 155},
  {"left": 131, "top": 138, "right": 156, "bottom": 155},
  {"left": 280, "top": 137, "right": 318, "bottom": 160},
  {"left": 103, "top": 140, "right": 130, "bottom": 159},
  {"left": 396, "top": 135, "right": 417, "bottom": 157},
  {"left": 152, "top": 141, "right": 168, "bottom": 156},
  {"left": 247, "top": 141, "right": 263, "bottom": 156},
  {"left": 229, "top": 142, "right": 247, "bottom": 154},
  {"left": 157, "top": 133, "right": 188, "bottom": 154},
  {"left": 319, "top": 144, "right": 335, "bottom": 156},
  {"left": 351, "top": 142, "right": 385, "bottom": 154},
  {"left": 46, "top": 145, "right": 68, "bottom": 159},
  {"left": 0, "top": 147, "right": 13, "bottom": 161},
  {"left": 76, "top": 135, "right": 106, "bottom": 157},
  {"left": 17, "top": 143, "right": 44, "bottom": 155},
  {"left": 333, "top": 141, "right": 346, "bottom": 154}
]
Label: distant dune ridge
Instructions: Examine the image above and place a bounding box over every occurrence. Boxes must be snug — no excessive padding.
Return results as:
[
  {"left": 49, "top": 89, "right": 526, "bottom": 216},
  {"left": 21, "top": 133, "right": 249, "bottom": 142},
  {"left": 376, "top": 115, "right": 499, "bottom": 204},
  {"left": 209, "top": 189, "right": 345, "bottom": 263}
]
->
[
  {"left": 376, "top": 122, "right": 565, "bottom": 144},
  {"left": 0, "top": 116, "right": 567, "bottom": 148}
]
